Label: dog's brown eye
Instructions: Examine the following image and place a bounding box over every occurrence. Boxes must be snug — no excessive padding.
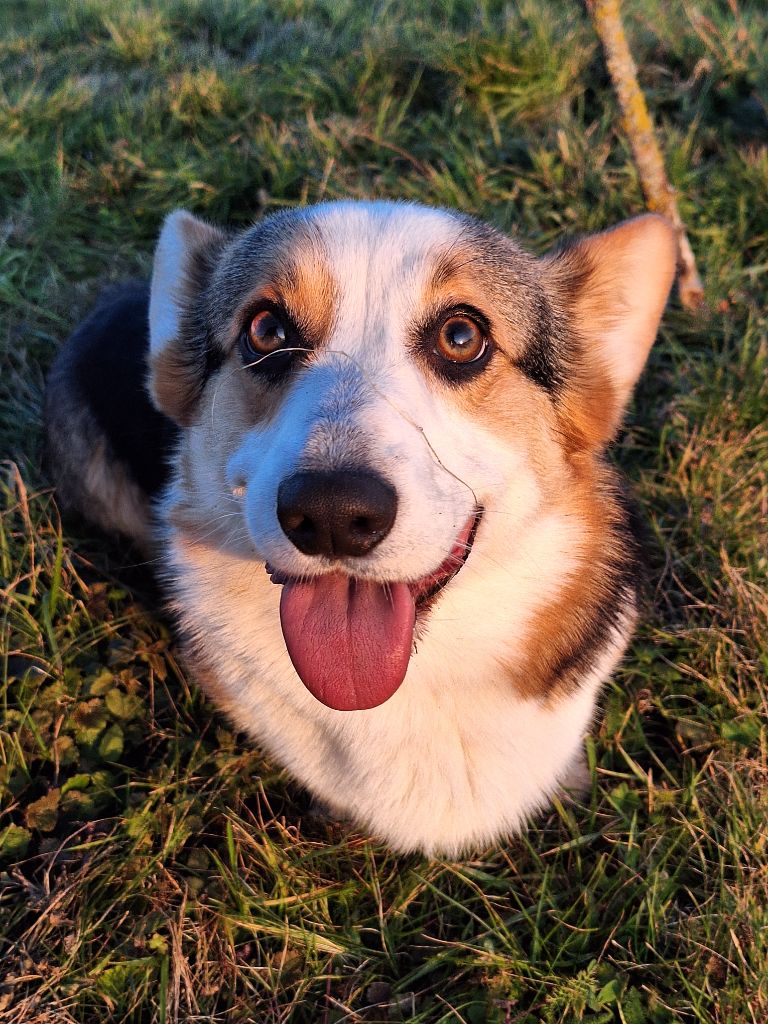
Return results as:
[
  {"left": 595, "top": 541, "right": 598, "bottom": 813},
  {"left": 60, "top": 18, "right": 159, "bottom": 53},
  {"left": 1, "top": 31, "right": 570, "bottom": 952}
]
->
[
  {"left": 246, "top": 310, "right": 287, "bottom": 355},
  {"left": 435, "top": 316, "right": 486, "bottom": 363}
]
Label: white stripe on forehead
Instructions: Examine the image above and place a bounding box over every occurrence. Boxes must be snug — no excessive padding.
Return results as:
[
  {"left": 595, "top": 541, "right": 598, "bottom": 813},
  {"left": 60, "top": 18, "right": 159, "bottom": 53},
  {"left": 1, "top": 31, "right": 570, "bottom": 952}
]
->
[{"left": 303, "top": 201, "right": 466, "bottom": 363}]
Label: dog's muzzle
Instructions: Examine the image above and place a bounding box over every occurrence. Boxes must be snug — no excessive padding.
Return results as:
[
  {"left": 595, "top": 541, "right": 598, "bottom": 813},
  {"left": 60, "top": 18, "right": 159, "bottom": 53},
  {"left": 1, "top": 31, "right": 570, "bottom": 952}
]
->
[{"left": 269, "top": 480, "right": 481, "bottom": 712}]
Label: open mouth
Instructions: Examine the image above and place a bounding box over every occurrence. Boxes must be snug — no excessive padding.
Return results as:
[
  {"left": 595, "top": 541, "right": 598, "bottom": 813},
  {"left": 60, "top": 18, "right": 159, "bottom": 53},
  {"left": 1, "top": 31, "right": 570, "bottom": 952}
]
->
[
  {"left": 268, "top": 509, "right": 482, "bottom": 712},
  {"left": 409, "top": 507, "right": 482, "bottom": 612}
]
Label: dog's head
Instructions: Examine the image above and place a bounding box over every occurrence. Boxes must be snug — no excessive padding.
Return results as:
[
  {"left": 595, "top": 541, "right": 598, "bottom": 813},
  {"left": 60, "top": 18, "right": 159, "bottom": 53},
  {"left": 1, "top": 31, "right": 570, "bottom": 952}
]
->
[{"left": 148, "top": 201, "right": 676, "bottom": 711}]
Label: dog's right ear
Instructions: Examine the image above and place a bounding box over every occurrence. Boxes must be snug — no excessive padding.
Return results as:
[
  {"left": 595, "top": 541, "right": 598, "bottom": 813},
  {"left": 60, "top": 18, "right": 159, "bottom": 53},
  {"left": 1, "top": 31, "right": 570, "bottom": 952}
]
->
[
  {"left": 148, "top": 209, "right": 228, "bottom": 425},
  {"left": 543, "top": 214, "right": 677, "bottom": 452}
]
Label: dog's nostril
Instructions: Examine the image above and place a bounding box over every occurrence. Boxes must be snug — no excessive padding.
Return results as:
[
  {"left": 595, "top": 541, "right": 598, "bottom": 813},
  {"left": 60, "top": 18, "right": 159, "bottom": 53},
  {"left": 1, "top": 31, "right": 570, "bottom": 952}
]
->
[
  {"left": 277, "top": 470, "right": 397, "bottom": 558},
  {"left": 282, "top": 512, "right": 307, "bottom": 533}
]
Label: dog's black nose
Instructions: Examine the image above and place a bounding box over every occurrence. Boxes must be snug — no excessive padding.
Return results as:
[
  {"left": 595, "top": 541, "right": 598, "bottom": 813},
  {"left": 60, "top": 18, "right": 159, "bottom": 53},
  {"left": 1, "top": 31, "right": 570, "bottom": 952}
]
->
[{"left": 277, "top": 470, "right": 397, "bottom": 558}]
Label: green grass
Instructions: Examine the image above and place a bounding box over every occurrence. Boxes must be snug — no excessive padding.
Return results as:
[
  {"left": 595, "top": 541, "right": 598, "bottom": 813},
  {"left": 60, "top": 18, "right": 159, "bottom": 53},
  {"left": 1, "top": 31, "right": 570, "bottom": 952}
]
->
[{"left": 1, "top": 0, "right": 766, "bottom": 1020}]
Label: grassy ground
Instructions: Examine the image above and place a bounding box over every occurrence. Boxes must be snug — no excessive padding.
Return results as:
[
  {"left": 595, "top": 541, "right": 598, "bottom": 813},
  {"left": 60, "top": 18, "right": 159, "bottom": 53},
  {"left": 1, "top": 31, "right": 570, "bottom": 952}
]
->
[{"left": 1, "top": 0, "right": 767, "bottom": 1020}]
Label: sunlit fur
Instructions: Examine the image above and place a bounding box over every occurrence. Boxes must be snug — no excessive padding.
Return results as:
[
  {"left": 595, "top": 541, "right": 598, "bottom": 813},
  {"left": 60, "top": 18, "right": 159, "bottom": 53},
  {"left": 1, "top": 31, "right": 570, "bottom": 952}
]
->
[{"left": 48, "top": 200, "right": 677, "bottom": 855}]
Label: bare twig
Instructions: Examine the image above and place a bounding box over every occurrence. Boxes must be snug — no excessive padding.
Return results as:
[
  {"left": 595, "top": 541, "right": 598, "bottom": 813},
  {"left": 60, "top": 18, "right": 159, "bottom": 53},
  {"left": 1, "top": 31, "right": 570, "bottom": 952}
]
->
[{"left": 587, "top": 0, "right": 705, "bottom": 310}]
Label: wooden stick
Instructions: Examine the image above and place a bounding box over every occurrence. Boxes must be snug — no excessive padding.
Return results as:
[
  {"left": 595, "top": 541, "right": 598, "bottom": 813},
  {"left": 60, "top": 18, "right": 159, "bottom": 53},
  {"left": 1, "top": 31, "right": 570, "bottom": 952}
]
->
[{"left": 587, "top": 0, "right": 705, "bottom": 310}]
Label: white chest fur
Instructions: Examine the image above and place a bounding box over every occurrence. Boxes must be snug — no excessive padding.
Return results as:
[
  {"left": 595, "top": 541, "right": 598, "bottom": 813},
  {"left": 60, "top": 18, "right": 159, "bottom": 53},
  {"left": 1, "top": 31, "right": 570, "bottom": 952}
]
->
[{"left": 165, "top": 528, "right": 631, "bottom": 855}]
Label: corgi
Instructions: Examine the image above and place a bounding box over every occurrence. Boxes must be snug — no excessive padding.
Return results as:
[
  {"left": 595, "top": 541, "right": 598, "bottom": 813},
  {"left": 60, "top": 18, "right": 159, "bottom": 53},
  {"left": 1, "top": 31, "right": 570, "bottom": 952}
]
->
[{"left": 45, "top": 201, "right": 676, "bottom": 855}]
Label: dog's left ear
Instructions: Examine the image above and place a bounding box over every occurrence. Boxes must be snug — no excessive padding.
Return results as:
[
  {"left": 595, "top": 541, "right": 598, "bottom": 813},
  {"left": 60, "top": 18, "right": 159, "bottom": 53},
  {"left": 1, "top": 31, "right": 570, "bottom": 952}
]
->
[
  {"left": 148, "top": 209, "right": 228, "bottom": 424},
  {"left": 544, "top": 214, "right": 678, "bottom": 451}
]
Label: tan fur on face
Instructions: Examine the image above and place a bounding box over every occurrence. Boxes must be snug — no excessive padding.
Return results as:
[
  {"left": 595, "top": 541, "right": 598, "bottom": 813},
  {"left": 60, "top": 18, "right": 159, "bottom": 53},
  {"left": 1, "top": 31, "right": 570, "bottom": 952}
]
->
[
  {"left": 416, "top": 228, "right": 659, "bottom": 702},
  {"left": 553, "top": 368, "right": 622, "bottom": 455},
  {"left": 207, "top": 218, "right": 340, "bottom": 351},
  {"left": 253, "top": 260, "right": 338, "bottom": 349}
]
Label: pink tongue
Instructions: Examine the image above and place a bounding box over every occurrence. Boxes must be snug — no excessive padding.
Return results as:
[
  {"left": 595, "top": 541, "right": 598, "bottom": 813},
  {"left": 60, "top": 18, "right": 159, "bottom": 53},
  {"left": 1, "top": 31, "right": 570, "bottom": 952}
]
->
[{"left": 279, "top": 573, "right": 416, "bottom": 711}]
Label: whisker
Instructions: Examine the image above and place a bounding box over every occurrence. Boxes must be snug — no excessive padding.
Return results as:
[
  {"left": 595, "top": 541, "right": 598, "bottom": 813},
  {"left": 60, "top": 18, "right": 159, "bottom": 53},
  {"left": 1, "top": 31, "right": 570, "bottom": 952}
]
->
[{"left": 241, "top": 346, "right": 314, "bottom": 371}]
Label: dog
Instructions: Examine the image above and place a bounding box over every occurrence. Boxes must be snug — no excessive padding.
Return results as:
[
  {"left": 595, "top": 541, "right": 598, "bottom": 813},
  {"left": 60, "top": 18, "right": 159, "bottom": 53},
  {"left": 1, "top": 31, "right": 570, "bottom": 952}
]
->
[{"left": 45, "top": 200, "right": 676, "bottom": 854}]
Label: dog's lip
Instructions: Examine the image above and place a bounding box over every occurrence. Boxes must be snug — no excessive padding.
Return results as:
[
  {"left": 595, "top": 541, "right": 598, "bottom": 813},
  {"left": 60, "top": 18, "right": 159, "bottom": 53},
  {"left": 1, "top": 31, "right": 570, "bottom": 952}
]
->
[
  {"left": 265, "top": 509, "right": 482, "bottom": 612},
  {"left": 409, "top": 508, "right": 482, "bottom": 612}
]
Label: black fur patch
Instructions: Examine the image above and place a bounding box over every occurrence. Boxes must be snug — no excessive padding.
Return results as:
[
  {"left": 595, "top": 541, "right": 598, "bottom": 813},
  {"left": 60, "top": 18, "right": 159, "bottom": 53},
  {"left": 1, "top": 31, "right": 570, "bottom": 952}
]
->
[
  {"left": 62, "top": 282, "right": 179, "bottom": 497},
  {"left": 514, "top": 292, "right": 566, "bottom": 395}
]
